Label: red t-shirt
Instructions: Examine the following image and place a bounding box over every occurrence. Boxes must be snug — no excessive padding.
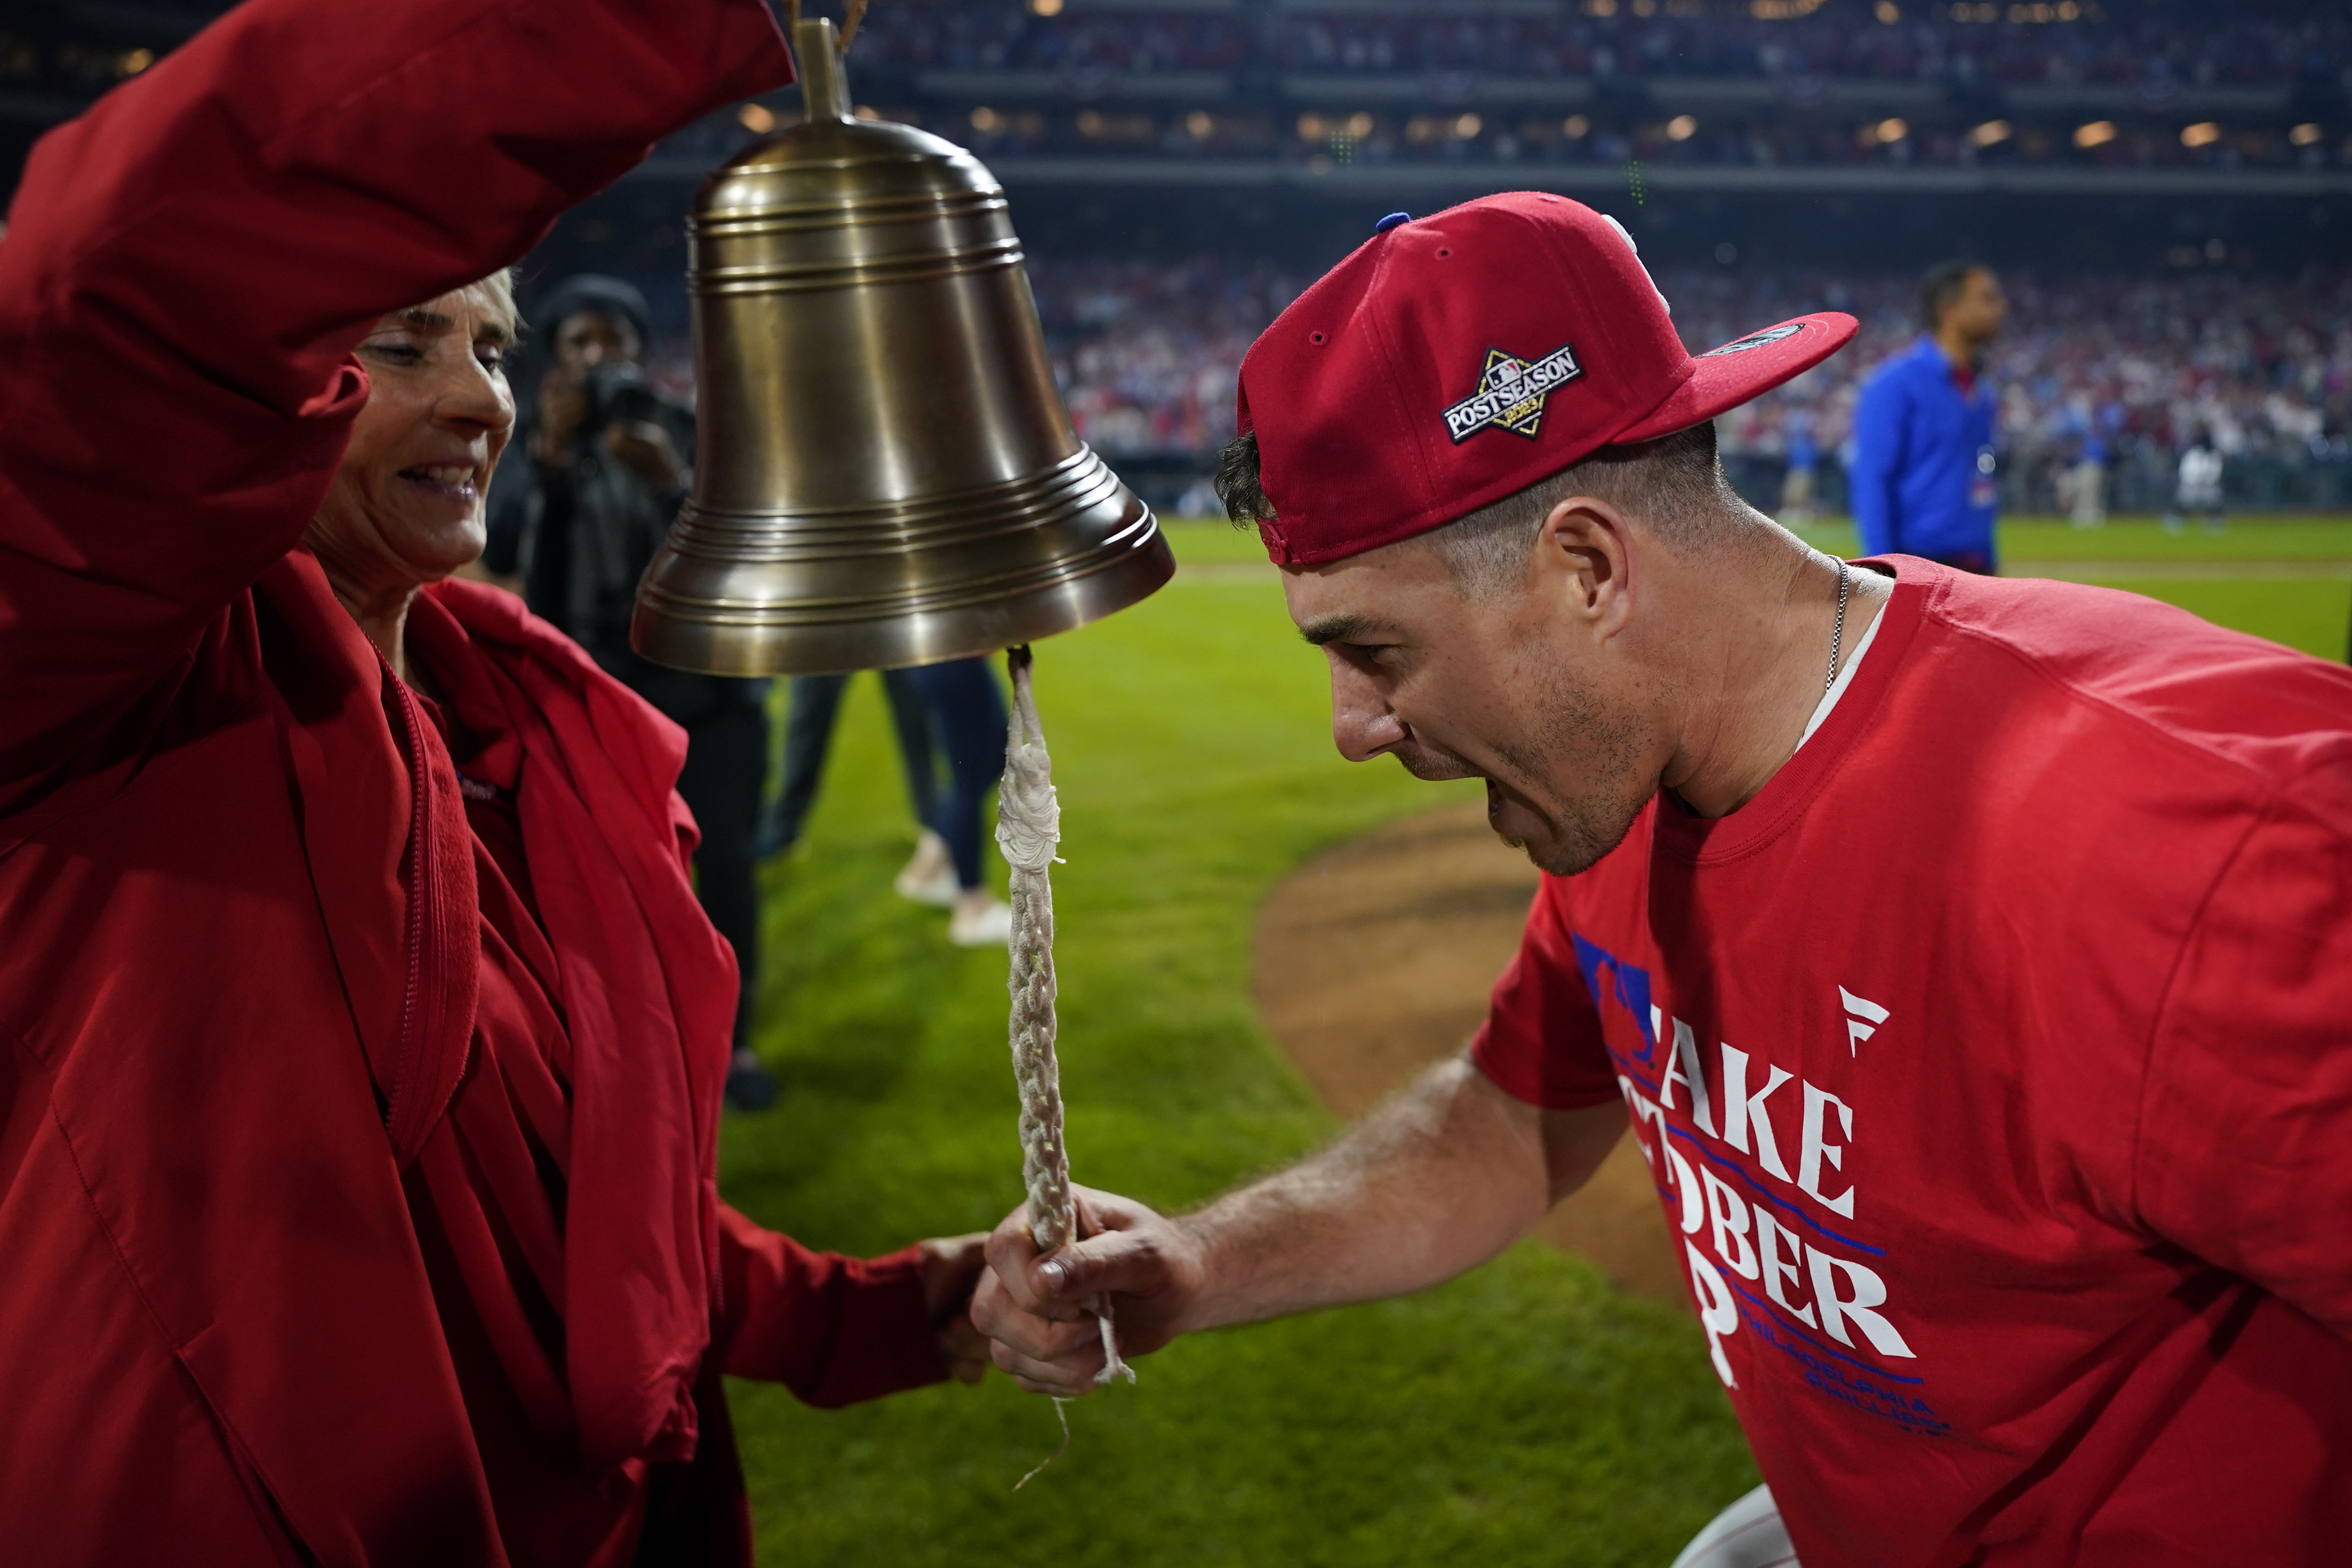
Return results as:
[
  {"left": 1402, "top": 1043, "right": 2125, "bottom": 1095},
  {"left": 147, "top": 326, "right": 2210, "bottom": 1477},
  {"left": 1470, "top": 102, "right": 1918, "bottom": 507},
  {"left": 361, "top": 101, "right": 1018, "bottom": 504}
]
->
[{"left": 1473, "top": 561, "right": 2352, "bottom": 1567}]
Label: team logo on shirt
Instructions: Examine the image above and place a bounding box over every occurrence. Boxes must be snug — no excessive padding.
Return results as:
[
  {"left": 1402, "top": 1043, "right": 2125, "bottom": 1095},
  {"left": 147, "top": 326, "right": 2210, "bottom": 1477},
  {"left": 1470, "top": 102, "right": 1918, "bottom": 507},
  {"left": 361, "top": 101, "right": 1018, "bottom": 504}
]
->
[
  {"left": 1564, "top": 941, "right": 1953, "bottom": 1437},
  {"left": 1442, "top": 343, "right": 1584, "bottom": 442},
  {"left": 1698, "top": 322, "right": 1805, "bottom": 358},
  {"left": 1841, "top": 987, "right": 1888, "bottom": 1055}
]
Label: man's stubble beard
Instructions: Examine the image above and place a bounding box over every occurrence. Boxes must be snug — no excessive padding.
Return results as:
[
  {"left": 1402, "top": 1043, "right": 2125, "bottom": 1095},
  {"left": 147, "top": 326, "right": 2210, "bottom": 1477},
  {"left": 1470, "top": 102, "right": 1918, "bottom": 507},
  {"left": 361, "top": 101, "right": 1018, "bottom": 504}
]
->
[
  {"left": 1486, "top": 659, "right": 1652, "bottom": 878},
  {"left": 1392, "top": 657, "right": 1654, "bottom": 879}
]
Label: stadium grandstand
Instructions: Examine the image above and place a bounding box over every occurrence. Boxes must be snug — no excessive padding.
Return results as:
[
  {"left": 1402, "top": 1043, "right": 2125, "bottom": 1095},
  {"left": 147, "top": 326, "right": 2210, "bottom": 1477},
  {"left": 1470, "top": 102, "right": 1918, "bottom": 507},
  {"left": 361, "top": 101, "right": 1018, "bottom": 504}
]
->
[{"left": 10, "top": 0, "right": 2346, "bottom": 513}]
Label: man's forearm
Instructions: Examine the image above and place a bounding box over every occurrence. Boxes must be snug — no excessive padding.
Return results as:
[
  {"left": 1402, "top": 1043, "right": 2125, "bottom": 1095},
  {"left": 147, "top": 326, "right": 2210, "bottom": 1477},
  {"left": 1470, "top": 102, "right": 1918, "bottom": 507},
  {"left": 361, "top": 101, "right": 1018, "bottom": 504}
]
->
[{"left": 1169, "top": 1058, "right": 1602, "bottom": 1333}]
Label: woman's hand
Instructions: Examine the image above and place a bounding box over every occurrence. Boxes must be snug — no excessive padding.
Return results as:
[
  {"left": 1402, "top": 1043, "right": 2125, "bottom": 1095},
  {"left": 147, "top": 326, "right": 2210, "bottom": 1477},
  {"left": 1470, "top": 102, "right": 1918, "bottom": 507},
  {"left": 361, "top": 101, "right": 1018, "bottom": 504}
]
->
[{"left": 917, "top": 1232, "right": 992, "bottom": 1385}]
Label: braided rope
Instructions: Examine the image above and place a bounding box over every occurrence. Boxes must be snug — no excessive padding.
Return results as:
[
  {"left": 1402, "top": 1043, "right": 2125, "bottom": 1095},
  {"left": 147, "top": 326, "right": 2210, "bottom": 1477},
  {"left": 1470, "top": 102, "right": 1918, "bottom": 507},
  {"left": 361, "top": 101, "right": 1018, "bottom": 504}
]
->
[
  {"left": 997, "top": 648, "right": 1133, "bottom": 1414},
  {"left": 839, "top": 0, "right": 870, "bottom": 53}
]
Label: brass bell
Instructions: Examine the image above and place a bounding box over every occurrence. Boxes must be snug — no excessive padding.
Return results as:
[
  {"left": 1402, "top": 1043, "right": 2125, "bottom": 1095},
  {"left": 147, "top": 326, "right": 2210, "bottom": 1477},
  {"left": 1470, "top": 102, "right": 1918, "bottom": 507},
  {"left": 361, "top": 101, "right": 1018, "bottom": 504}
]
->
[{"left": 631, "top": 18, "right": 1175, "bottom": 676}]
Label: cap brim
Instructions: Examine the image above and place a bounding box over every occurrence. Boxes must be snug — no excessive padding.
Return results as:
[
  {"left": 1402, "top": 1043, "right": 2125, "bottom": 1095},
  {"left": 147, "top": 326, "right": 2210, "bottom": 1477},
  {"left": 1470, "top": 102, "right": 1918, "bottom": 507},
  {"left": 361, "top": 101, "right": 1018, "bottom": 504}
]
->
[{"left": 1613, "top": 312, "right": 1858, "bottom": 445}]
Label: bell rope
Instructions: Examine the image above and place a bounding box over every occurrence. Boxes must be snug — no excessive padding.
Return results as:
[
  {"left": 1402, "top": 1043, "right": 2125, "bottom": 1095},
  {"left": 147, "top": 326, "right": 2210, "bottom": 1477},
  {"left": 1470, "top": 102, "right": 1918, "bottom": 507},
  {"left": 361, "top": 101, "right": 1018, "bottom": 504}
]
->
[{"left": 997, "top": 645, "right": 1132, "bottom": 1488}]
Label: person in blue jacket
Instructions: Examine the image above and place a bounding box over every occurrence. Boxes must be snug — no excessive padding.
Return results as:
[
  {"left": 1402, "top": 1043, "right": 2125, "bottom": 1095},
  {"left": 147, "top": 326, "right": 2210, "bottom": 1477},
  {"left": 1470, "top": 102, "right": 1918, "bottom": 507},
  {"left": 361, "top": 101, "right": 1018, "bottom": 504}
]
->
[{"left": 1849, "top": 261, "right": 2008, "bottom": 572}]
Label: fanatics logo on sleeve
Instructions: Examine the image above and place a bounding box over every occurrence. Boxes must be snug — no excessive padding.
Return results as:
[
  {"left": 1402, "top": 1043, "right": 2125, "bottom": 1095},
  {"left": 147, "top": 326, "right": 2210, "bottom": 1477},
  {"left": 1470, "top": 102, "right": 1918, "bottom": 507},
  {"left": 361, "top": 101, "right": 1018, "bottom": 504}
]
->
[{"left": 1442, "top": 343, "right": 1584, "bottom": 443}]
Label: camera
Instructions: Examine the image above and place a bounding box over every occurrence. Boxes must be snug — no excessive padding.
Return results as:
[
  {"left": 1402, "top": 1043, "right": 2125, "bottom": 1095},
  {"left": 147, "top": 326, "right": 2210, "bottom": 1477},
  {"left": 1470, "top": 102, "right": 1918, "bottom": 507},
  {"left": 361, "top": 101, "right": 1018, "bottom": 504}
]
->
[{"left": 581, "top": 360, "right": 662, "bottom": 431}]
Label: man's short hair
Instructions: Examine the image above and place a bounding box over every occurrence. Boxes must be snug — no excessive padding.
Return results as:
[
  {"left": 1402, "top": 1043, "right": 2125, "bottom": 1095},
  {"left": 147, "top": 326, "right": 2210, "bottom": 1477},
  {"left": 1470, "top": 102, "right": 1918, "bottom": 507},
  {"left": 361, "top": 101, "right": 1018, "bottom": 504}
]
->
[
  {"left": 1920, "top": 260, "right": 1986, "bottom": 332},
  {"left": 1215, "top": 420, "right": 1741, "bottom": 597}
]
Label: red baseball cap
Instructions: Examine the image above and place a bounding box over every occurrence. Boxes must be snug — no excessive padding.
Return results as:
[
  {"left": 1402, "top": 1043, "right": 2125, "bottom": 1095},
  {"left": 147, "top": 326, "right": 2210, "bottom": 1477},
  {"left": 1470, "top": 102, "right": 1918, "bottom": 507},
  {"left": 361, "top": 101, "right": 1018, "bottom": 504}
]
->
[{"left": 1234, "top": 192, "right": 1856, "bottom": 565}]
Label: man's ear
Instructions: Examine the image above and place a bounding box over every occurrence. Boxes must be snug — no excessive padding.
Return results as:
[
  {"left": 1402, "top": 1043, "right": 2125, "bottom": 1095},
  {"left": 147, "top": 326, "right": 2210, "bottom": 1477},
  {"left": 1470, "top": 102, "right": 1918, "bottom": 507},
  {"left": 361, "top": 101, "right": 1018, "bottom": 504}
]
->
[{"left": 1536, "top": 495, "right": 1637, "bottom": 638}]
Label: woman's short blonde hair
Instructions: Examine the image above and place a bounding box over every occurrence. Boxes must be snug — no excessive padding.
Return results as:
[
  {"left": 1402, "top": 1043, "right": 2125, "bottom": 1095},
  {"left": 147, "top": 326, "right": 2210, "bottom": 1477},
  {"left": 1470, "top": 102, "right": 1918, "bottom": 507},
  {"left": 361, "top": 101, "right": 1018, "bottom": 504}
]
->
[{"left": 470, "top": 267, "right": 522, "bottom": 340}]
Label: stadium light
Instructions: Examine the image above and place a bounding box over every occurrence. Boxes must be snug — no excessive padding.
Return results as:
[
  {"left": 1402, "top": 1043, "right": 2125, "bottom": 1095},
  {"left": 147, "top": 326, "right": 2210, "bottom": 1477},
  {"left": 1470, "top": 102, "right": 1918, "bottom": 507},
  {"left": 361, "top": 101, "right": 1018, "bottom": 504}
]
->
[
  {"left": 2290, "top": 123, "right": 2323, "bottom": 147},
  {"left": 1455, "top": 113, "right": 1484, "bottom": 139},
  {"left": 2073, "top": 120, "right": 2117, "bottom": 149},
  {"left": 1874, "top": 1, "right": 1900, "bottom": 22},
  {"left": 1184, "top": 110, "right": 1214, "bottom": 139},
  {"left": 1076, "top": 109, "right": 1104, "bottom": 137},
  {"left": 1029, "top": 0, "right": 1064, "bottom": 15},
  {"left": 1967, "top": 119, "right": 2011, "bottom": 147},
  {"left": 1297, "top": 113, "right": 1327, "bottom": 140},
  {"left": 738, "top": 103, "right": 776, "bottom": 133},
  {"left": 118, "top": 48, "right": 155, "bottom": 75},
  {"left": 1667, "top": 114, "right": 1698, "bottom": 141},
  {"left": 970, "top": 106, "right": 1002, "bottom": 133},
  {"left": 1877, "top": 117, "right": 1908, "bottom": 142},
  {"left": 1563, "top": 114, "right": 1592, "bottom": 138},
  {"left": 2180, "top": 122, "right": 2221, "bottom": 148},
  {"left": 1347, "top": 112, "right": 1376, "bottom": 139}
]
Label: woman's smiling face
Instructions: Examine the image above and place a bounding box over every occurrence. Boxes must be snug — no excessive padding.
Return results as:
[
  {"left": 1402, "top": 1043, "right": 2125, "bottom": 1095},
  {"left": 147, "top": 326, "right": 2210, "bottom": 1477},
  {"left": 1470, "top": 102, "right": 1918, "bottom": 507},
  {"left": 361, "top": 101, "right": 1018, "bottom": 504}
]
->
[{"left": 306, "top": 281, "right": 516, "bottom": 604}]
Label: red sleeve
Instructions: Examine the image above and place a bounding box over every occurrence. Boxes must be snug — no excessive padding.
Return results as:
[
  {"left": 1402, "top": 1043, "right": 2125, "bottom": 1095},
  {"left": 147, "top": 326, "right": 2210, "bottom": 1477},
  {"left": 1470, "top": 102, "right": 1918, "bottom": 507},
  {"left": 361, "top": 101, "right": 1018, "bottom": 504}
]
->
[
  {"left": 0, "top": 0, "right": 791, "bottom": 809},
  {"left": 2136, "top": 760, "right": 2352, "bottom": 1341},
  {"left": 716, "top": 1206, "right": 948, "bottom": 1409},
  {"left": 1470, "top": 876, "right": 1623, "bottom": 1111}
]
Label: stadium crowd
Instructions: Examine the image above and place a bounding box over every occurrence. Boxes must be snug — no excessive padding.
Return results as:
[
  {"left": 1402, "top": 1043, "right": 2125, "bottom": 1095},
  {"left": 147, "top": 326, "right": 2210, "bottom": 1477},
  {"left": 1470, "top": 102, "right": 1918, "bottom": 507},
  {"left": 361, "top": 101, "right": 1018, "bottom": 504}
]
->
[
  {"left": 1016, "top": 257, "right": 2352, "bottom": 513},
  {"left": 847, "top": 3, "right": 2346, "bottom": 90},
  {"left": 648, "top": 99, "right": 2352, "bottom": 174}
]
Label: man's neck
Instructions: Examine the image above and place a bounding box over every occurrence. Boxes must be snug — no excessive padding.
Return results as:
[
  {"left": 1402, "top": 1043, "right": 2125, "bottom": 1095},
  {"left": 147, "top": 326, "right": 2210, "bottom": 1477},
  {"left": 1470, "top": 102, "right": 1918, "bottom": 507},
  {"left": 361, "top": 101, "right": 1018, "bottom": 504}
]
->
[
  {"left": 1654, "top": 529, "right": 1890, "bottom": 818},
  {"left": 1933, "top": 326, "right": 1980, "bottom": 371}
]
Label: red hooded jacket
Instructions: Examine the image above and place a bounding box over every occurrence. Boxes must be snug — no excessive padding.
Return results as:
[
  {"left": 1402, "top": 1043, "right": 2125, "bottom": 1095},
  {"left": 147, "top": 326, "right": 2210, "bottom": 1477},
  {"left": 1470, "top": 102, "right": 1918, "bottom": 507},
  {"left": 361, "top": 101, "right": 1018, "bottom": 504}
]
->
[{"left": 0, "top": 1, "right": 943, "bottom": 1561}]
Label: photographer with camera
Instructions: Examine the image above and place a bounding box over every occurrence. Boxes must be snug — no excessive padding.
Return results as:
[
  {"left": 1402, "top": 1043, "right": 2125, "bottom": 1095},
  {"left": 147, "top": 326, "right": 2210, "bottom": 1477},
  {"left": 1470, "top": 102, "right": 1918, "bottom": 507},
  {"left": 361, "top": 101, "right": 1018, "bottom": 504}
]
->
[{"left": 485, "top": 273, "right": 780, "bottom": 1110}]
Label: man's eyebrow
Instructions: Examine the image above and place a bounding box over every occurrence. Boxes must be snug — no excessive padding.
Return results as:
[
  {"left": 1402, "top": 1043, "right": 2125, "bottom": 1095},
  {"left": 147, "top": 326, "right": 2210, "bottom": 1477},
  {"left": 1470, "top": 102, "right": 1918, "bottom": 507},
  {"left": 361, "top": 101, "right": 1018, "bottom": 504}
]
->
[{"left": 1299, "top": 613, "right": 1390, "bottom": 647}]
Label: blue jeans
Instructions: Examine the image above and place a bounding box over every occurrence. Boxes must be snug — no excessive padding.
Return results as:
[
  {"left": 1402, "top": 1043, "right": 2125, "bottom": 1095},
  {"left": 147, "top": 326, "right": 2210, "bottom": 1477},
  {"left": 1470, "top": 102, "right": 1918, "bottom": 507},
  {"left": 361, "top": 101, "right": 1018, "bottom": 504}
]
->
[
  {"left": 900, "top": 657, "right": 1008, "bottom": 891},
  {"left": 759, "top": 670, "right": 936, "bottom": 856}
]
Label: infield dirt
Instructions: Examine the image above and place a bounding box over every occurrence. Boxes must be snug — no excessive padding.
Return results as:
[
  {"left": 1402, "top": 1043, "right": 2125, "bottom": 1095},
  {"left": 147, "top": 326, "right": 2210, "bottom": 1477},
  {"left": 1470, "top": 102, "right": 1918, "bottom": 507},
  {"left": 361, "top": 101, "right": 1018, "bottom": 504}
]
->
[{"left": 1253, "top": 799, "right": 1686, "bottom": 1303}]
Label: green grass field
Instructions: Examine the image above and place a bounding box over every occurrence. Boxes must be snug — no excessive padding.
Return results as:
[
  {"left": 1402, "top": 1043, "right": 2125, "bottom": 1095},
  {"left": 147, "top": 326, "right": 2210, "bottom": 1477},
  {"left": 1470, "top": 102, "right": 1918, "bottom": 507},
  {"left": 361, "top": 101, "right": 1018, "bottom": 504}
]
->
[{"left": 724, "top": 514, "right": 2352, "bottom": 1566}]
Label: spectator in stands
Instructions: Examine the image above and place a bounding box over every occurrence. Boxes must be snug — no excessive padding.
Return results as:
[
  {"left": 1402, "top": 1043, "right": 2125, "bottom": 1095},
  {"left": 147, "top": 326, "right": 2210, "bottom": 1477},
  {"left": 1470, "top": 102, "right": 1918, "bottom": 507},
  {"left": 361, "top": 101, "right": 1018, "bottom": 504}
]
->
[
  {"left": 482, "top": 274, "right": 778, "bottom": 1108},
  {"left": 1849, "top": 261, "right": 2006, "bottom": 573}
]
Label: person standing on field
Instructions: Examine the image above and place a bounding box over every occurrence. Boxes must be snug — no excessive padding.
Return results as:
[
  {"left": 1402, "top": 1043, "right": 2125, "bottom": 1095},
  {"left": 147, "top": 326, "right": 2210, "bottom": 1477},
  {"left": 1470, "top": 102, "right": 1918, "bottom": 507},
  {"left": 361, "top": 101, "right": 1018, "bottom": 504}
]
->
[
  {"left": 2067, "top": 429, "right": 2107, "bottom": 528},
  {"left": 2165, "top": 435, "right": 2226, "bottom": 533},
  {"left": 483, "top": 273, "right": 780, "bottom": 1110},
  {"left": 971, "top": 195, "right": 2352, "bottom": 1568},
  {"left": 1848, "top": 261, "right": 2005, "bottom": 573},
  {"left": 1777, "top": 410, "right": 1819, "bottom": 529},
  {"left": 0, "top": 2, "right": 992, "bottom": 1558}
]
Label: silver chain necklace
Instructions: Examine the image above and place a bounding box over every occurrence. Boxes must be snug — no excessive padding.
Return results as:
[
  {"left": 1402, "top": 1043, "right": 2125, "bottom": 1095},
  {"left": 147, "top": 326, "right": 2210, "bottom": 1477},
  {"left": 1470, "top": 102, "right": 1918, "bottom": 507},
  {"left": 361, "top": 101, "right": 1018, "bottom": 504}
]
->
[{"left": 1825, "top": 558, "right": 1851, "bottom": 696}]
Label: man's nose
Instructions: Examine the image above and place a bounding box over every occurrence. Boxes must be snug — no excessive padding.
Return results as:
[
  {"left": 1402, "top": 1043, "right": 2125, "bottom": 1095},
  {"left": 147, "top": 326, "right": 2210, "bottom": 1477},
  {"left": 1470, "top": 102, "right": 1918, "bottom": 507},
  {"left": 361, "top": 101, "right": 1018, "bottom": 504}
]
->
[{"left": 1327, "top": 656, "right": 1406, "bottom": 763}]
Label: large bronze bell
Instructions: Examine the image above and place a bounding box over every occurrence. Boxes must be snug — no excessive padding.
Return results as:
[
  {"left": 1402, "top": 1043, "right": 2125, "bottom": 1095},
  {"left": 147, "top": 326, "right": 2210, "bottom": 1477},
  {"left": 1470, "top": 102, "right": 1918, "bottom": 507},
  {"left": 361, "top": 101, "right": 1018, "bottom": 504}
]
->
[{"left": 631, "top": 19, "right": 1175, "bottom": 676}]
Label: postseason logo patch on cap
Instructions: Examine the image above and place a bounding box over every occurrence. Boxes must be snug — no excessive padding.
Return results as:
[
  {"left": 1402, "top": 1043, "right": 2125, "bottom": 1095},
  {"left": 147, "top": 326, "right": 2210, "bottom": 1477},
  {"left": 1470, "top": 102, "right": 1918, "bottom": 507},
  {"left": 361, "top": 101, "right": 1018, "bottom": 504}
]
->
[{"left": 1442, "top": 343, "right": 1584, "bottom": 443}]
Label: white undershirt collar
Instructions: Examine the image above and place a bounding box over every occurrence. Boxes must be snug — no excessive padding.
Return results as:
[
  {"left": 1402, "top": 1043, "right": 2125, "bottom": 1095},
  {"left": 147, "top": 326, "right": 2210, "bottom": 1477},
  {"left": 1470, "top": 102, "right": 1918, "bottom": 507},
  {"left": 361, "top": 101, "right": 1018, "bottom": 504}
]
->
[{"left": 1794, "top": 585, "right": 1889, "bottom": 751}]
